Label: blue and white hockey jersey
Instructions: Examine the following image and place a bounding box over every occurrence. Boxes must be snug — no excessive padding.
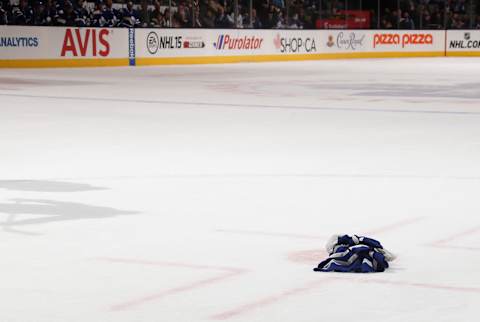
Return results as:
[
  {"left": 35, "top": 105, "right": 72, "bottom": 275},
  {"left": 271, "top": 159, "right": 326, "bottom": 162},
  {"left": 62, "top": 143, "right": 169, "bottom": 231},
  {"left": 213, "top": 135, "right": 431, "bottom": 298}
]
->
[{"left": 314, "top": 234, "right": 395, "bottom": 273}]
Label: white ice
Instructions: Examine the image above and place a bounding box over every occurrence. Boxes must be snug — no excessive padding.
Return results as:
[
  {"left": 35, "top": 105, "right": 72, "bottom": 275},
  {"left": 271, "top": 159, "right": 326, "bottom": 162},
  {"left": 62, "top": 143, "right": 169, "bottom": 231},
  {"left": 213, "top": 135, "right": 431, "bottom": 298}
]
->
[{"left": 1, "top": 58, "right": 479, "bottom": 322}]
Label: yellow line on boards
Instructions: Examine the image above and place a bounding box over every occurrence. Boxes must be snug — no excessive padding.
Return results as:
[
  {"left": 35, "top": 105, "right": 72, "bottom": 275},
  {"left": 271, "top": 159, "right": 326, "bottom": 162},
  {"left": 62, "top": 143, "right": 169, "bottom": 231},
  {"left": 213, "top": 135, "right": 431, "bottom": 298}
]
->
[
  {"left": 135, "top": 51, "right": 446, "bottom": 66},
  {"left": 0, "top": 51, "right": 464, "bottom": 68},
  {"left": 446, "top": 51, "right": 480, "bottom": 57},
  {"left": 0, "top": 58, "right": 129, "bottom": 68}
]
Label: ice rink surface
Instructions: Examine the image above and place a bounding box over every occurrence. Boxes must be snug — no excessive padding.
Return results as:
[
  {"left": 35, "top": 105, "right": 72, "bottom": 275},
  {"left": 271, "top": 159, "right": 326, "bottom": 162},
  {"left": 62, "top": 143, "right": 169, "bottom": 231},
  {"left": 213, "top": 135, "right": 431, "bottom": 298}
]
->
[{"left": 1, "top": 58, "right": 480, "bottom": 322}]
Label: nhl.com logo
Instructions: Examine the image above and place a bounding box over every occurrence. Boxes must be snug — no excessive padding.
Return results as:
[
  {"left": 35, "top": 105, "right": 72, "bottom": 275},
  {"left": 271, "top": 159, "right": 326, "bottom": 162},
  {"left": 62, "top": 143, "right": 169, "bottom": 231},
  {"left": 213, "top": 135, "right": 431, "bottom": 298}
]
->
[{"left": 450, "top": 31, "right": 480, "bottom": 49}]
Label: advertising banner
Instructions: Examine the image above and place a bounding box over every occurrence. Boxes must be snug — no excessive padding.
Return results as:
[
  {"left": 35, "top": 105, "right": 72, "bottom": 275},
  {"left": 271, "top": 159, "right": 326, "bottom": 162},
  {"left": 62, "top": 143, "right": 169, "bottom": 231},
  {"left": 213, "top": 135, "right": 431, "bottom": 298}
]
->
[
  {"left": 135, "top": 29, "right": 445, "bottom": 63},
  {"left": 369, "top": 30, "right": 445, "bottom": 52},
  {"left": 270, "top": 31, "right": 320, "bottom": 55},
  {"left": 320, "top": 30, "right": 369, "bottom": 52},
  {"left": 0, "top": 26, "right": 129, "bottom": 64},
  {"left": 269, "top": 30, "right": 444, "bottom": 55},
  {"left": 135, "top": 28, "right": 270, "bottom": 58},
  {"left": 316, "top": 11, "right": 371, "bottom": 29},
  {"left": 446, "top": 30, "right": 480, "bottom": 55},
  {"left": 1, "top": 26, "right": 452, "bottom": 67}
]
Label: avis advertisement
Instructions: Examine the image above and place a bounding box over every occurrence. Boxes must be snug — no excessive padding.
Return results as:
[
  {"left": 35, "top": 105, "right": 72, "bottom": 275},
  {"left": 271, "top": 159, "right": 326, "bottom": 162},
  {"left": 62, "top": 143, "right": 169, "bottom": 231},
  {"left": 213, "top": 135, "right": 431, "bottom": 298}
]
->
[{"left": 61, "top": 28, "right": 110, "bottom": 57}]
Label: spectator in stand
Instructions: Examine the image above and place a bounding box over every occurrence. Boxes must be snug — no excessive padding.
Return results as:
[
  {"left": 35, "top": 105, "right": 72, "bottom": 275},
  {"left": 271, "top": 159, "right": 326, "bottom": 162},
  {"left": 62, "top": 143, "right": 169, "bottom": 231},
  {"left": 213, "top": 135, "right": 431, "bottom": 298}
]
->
[
  {"left": 452, "top": 0, "right": 466, "bottom": 14},
  {"left": 43, "top": 0, "right": 59, "bottom": 26},
  {"left": 163, "top": 7, "right": 171, "bottom": 27},
  {"left": 297, "top": 7, "right": 313, "bottom": 29},
  {"left": 450, "top": 13, "right": 466, "bottom": 28},
  {"left": 289, "top": 13, "right": 303, "bottom": 29},
  {"left": 11, "top": 0, "right": 33, "bottom": 25},
  {"left": 56, "top": 0, "right": 66, "bottom": 24},
  {"left": 272, "top": 0, "right": 284, "bottom": 10},
  {"left": 139, "top": 0, "right": 151, "bottom": 27},
  {"left": 431, "top": 10, "right": 444, "bottom": 26},
  {"left": 193, "top": 5, "right": 202, "bottom": 26},
  {"left": 406, "top": 0, "right": 416, "bottom": 15},
  {"left": 215, "top": 6, "right": 231, "bottom": 28},
  {"left": 198, "top": 0, "right": 219, "bottom": 27},
  {"left": 400, "top": 11, "right": 415, "bottom": 29},
  {"left": 263, "top": 10, "right": 275, "bottom": 28},
  {"left": 391, "top": 8, "right": 401, "bottom": 28},
  {"left": 200, "top": 7, "right": 215, "bottom": 28},
  {"left": 174, "top": 2, "right": 190, "bottom": 27},
  {"left": 119, "top": 1, "right": 139, "bottom": 28},
  {"left": 422, "top": 10, "right": 433, "bottom": 28},
  {"left": 381, "top": 17, "right": 393, "bottom": 28},
  {"left": 0, "top": 1, "right": 7, "bottom": 25},
  {"left": 57, "top": 1, "right": 78, "bottom": 26},
  {"left": 227, "top": 4, "right": 243, "bottom": 28},
  {"left": 246, "top": 8, "right": 262, "bottom": 28},
  {"left": 103, "top": 0, "right": 119, "bottom": 27},
  {"left": 275, "top": 11, "right": 286, "bottom": 28},
  {"left": 151, "top": 10, "right": 165, "bottom": 27},
  {"left": 2, "top": 0, "right": 480, "bottom": 30},
  {"left": 74, "top": 0, "right": 91, "bottom": 27},
  {"left": 150, "top": 0, "right": 164, "bottom": 27},
  {"left": 256, "top": 0, "right": 270, "bottom": 26},
  {"left": 90, "top": 0, "right": 105, "bottom": 26},
  {"left": 151, "top": 1, "right": 161, "bottom": 19},
  {"left": 32, "top": 1, "right": 48, "bottom": 26}
]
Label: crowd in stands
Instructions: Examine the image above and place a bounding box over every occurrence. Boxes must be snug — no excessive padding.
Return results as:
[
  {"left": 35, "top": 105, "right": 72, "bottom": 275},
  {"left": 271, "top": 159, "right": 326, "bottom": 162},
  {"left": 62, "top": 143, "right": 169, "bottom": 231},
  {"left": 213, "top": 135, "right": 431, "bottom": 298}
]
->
[
  {"left": 0, "top": 0, "right": 479, "bottom": 28},
  {"left": 380, "top": 0, "right": 480, "bottom": 29}
]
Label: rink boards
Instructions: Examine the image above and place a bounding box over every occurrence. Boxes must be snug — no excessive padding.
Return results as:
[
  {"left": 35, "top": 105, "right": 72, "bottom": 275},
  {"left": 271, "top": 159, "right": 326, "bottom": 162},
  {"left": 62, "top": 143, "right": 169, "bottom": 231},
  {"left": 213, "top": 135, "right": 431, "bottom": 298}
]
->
[{"left": 0, "top": 26, "right": 479, "bottom": 68}]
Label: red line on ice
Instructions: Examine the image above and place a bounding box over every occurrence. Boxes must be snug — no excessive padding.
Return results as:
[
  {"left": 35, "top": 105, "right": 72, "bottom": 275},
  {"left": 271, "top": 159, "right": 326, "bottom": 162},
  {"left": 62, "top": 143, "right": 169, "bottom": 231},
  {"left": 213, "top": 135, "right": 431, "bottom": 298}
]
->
[
  {"left": 365, "top": 216, "right": 426, "bottom": 236},
  {"left": 428, "top": 225, "right": 480, "bottom": 246},
  {"left": 211, "top": 275, "right": 480, "bottom": 320},
  {"left": 97, "top": 257, "right": 243, "bottom": 272},
  {"left": 346, "top": 278, "right": 480, "bottom": 293},
  {"left": 212, "top": 216, "right": 429, "bottom": 319},
  {"left": 215, "top": 229, "right": 328, "bottom": 240},
  {"left": 211, "top": 277, "right": 335, "bottom": 320},
  {"left": 429, "top": 244, "right": 480, "bottom": 251},
  {"left": 287, "top": 249, "right": 329, "bottom": 264},
  {"left": 218, "top": 216, "right": 425, "bottom": 242},
  {"left": 96, "top": 257, "right": 247, "bottom": 311},
  {"left": 111, "top": 270, "right": 243, "bottom": 311}
]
